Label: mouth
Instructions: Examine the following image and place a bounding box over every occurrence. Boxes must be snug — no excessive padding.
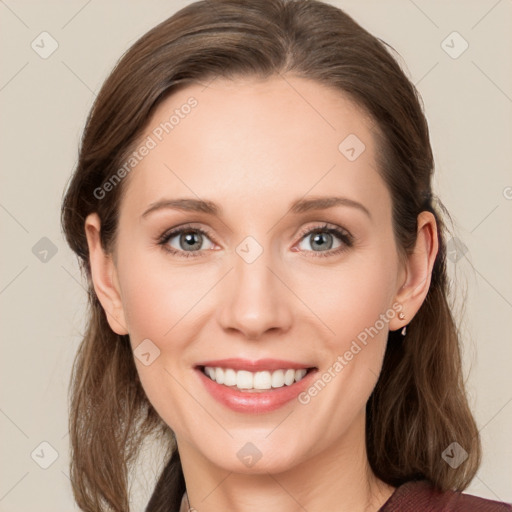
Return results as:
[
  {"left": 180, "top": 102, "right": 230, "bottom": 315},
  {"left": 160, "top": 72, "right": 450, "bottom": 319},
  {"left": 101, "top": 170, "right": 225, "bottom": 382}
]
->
[
  {"left": 193, "top": 358, "right": 319, "bottom": 413},
  {"left": 194, "top": 361, "right": 319, "bottom": 413},
  {"left": 197, "top": 365, "right": 317, "bottom": 392}
]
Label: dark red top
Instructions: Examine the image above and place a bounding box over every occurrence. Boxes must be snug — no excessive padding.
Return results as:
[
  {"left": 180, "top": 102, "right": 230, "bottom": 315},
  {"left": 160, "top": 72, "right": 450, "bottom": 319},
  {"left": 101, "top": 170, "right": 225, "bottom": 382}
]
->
[
  {"left": 379, "top": 480, "right": 512, "bottom": 511},
  {"left": 178, "top": 481, "right": 511, "bottom": 511}
]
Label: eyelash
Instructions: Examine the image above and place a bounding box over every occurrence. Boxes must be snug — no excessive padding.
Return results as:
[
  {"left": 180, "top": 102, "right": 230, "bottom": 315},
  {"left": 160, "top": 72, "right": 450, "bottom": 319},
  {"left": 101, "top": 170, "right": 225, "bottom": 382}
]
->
[{"left": 157, "top": 223, "right": 354, "bottom": 259}]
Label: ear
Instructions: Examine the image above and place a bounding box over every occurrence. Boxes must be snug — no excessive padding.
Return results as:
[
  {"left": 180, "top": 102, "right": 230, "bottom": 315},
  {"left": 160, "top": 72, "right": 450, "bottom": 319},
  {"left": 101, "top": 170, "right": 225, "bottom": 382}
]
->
[
  {"left": 389, "top": 211, "right": 439, "bottom": 331},
  {"left": 84, "top": 213, "right": 129, "bottom": 335}
]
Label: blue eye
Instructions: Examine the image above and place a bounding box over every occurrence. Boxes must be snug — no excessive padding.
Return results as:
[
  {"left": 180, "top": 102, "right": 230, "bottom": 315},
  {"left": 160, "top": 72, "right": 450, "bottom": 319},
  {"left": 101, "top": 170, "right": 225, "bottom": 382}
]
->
[
  {"left": 158, "top": 226, "right": 215, "bottom": 258},
  {"left": 157, "top": 223, "right": 353, "bottom": 259},
  {"left": 295, "top": 223, "right": 353, "bottom": 258}
]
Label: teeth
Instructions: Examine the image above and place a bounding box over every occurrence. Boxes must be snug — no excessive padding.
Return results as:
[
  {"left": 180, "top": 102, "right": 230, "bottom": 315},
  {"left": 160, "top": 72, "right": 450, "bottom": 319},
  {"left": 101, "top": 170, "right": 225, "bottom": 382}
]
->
[
  {"left": 224, "top": 368, "right": 237, "bottom": 386},
  {"left": 215, "top": 367, "right": 225, "bottom": 385},
  {"left": 237, "top": 370, "right": 253, "bottom": 389},
  {"left": 284, "top": 369, "right": 296, "bottom": 386},
  {"left": 203, "top": 366, "right": 309, "bottom": 390},
  {"left": 254, "top": 370, "right": 272, "bottom": 389}
]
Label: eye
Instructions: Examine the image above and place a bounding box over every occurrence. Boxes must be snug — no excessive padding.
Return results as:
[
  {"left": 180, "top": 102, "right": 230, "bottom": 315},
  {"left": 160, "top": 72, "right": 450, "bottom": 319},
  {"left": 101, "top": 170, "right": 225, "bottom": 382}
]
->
[
  {"left": 295, "top": 223, "right": 353, "bottom": 258},
  {"left": 157, "top": 222, "right": 353, "bottom": 259},
  {"left": 158, "top": 225, "right": 216, "bottom": 258}
]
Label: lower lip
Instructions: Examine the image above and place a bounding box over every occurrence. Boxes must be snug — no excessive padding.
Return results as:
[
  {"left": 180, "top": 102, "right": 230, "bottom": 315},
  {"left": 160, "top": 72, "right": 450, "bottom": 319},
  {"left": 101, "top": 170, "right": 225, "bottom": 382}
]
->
[{"left": 195, "top": 367, "right": 318, "bottom": 413}]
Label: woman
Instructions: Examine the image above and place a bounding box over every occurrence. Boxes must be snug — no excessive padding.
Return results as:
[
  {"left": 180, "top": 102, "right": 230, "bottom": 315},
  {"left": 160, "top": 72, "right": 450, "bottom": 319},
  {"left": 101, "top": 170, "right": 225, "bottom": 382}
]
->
[{"left": 60, "top": 0, "right": 512, "bottom": 510}]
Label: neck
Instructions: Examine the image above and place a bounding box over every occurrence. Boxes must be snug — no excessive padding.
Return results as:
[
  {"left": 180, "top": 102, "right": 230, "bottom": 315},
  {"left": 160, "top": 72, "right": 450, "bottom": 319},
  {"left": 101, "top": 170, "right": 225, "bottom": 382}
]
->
[{"left": 177, "top": 411, "right": 395, "bottom": 512}]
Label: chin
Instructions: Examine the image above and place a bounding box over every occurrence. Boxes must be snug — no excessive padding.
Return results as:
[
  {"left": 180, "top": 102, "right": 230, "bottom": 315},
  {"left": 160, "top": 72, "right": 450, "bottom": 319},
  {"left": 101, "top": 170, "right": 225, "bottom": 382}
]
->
[{"left": 201, "top": 440, "right": 307, "bottom": 475}]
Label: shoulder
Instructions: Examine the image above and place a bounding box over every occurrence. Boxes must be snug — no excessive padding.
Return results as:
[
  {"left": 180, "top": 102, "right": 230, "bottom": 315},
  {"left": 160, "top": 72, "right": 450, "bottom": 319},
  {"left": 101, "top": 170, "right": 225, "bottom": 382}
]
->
[{"left": 379, "top": 480, "right": 512, "bottom": 512}]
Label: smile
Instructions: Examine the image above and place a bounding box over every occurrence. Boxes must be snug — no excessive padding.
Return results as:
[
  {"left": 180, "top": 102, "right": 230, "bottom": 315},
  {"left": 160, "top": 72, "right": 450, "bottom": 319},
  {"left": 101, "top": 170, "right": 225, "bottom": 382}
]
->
[
  {"left": 194, "top": 359, "right": 319, "bottom": 413},
  {"left": 201, "top": 366, "right": 312, "bottom": 391}
]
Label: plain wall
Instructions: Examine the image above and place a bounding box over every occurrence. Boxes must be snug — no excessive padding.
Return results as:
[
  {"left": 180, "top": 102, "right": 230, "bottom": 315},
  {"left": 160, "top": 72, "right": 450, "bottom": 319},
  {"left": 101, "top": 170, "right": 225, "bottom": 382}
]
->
[{"left": 1, "top": 0, "right": 511, "bottom": 510}]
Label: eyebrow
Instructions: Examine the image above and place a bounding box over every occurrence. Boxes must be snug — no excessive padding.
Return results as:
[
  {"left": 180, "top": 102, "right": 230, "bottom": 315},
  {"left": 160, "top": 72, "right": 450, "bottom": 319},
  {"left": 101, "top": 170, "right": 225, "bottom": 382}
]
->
[{"left": 141, "top": 195, "right": 371, "bottom": 219}]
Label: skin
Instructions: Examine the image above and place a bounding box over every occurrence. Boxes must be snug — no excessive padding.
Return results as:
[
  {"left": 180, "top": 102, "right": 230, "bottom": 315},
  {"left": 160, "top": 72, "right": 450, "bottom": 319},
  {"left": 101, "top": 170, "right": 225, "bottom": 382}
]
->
[{"left": 85, "top": 75, "right": 438, "bottom": 512}]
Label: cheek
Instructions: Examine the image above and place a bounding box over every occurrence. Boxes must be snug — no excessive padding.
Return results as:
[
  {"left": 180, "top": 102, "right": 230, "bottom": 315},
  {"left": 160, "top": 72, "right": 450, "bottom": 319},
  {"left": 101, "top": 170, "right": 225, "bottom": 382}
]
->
[
  {"left": 310, "top": 250, "right": 398, "bottom": 348},
  {"left": 302, "top": 246, "right": 397, "bottom": 410},
  {"left": 293, "top": 251, "right": 397, "bottom": 443},
  {"left": 114, "top": 248, "right": 213, "bottom": 429},
  {"left": 122, "top": 278, "right": 180, "bottom": 341},
  {"left": 116, "top": 243, "right": 215, "bottom": 343}
]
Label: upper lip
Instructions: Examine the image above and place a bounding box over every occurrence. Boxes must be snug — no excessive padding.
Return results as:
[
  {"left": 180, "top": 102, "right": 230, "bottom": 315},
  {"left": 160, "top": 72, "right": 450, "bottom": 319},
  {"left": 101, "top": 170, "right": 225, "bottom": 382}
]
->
[{"left": 195, "top": 358, "right": 315, "bottom": 372}]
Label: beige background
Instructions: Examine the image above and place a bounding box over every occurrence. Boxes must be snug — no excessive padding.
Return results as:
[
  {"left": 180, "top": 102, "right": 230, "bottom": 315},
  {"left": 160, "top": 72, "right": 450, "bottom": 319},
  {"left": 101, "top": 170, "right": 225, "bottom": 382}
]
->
[{"left": 1, "top": 0, "right": 511, "bottom": 510}]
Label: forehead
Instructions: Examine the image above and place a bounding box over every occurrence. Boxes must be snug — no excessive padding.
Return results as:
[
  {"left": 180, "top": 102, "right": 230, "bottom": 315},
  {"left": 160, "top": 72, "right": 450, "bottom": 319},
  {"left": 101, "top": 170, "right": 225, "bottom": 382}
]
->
[{"left": 119, "top": 75, "right": 388, "bottom": 221}]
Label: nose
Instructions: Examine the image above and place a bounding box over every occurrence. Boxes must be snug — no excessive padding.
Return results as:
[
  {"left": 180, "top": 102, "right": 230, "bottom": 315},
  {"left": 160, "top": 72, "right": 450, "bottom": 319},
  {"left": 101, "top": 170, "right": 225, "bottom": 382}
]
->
[{"left": 216, "top": 246, "right": 293, "bottom": 341}]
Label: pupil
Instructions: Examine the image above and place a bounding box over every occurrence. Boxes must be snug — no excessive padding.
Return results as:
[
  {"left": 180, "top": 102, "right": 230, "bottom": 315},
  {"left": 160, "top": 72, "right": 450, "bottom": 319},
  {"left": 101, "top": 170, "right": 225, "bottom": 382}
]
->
[
  {"left": 182, "top": 232, "right": 201, "bottom": 250},
  {"left": 312, "top": 232, "right": 332, "bottom": 251}
]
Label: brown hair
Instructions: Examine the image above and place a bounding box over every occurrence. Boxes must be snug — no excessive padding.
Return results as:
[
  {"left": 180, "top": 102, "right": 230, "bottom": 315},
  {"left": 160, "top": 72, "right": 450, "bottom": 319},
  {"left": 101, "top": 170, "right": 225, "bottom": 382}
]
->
[{"left": 61, "top": 0, "right": 481, "bottom": 510}]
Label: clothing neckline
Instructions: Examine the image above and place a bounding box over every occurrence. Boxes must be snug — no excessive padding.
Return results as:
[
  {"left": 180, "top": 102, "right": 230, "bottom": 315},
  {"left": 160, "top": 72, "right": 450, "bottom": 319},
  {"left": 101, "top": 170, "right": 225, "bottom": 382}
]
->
[
  {"left": 179, "top": 482, "right": 421, "bottom": 512},
  {"left": 179, "top": 485, "right": 407, "bottom": 512}
]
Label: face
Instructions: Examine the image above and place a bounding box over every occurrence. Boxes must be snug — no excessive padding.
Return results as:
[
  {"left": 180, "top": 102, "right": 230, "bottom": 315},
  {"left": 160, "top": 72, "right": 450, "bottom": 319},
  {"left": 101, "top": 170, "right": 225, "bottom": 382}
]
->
[{"left": 96, "top": 76, "right": 409, "bottom": 474}]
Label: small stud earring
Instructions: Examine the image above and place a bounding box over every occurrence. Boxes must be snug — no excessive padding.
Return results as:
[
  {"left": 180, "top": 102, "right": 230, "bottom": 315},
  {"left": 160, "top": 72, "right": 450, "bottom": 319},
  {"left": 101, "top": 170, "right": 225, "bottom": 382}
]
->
[{"left": 398, "top": 312, "right": 405, "bottom": 320}]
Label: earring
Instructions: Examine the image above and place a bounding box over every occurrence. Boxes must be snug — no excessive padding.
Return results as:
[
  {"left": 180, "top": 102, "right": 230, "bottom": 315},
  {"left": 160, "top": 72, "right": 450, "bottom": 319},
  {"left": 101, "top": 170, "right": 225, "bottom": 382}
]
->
[{"left": 398, "top": 309, "right": 406, "bottom": 336}]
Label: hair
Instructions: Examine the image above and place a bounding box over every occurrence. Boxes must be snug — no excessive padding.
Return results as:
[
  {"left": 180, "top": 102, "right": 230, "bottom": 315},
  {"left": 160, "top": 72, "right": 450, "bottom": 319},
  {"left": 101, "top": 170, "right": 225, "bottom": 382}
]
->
[{"left": 60, "top": 0, "right": 481, "bottom": 510}]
